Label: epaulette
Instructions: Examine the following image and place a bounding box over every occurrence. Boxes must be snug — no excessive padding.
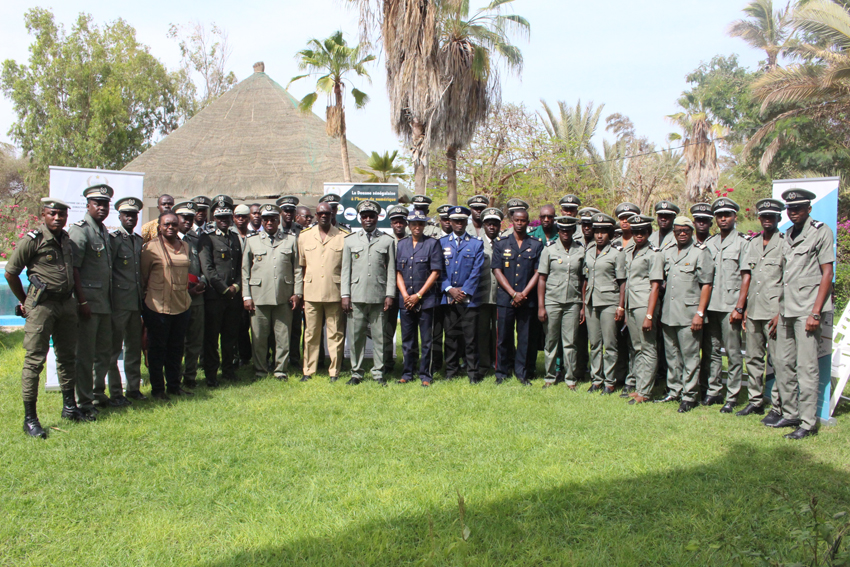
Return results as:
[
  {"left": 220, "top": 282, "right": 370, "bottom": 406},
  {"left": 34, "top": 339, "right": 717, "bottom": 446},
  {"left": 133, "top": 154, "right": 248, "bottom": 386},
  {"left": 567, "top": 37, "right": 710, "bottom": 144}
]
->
[
  {"left": 649, "top": 244, "right": 660, "bottom": 252},
  {"left": 73, "top": 220, "right": 86, "bottom": 227},
  {"left": 300, "top": 225, "right": 314, "bottom": 233},
  {"left": 612, "top": 243, "right": 623, "bottom": 251},
  {"left": 530, "top": 236, "right": 541, "bottom": 242},
  {"left": 694, "top": 242, "right": 707, "bottom": 250},
  {"left": 738, "top": 232, "right": 753, "bottom": 241},
  {"left": 339, "top": 227, "right": 351, "bottom": 234},
  {"left": 344, "top": 231, "right": 358, "bottom": 237},
  {"left": 495, "top": 236, "right": 504, "bottom": 241},
  {"left": 811, "top": 220, "right": 824, "bottom": 229},
  {"left": 26, "top": 229, "right": 41, "bottom": 239},
  {"left": 204, "top": 227, "right": 216, "bottom": 234},
  {"left": 545, "top": 239, "right": 556, "bottom": 247},
  {"left": 704, "top": 233, "right": 718, "bottom": 241},
  {"left": 247, "top": 232, "right": 261, "bottom": 238}
]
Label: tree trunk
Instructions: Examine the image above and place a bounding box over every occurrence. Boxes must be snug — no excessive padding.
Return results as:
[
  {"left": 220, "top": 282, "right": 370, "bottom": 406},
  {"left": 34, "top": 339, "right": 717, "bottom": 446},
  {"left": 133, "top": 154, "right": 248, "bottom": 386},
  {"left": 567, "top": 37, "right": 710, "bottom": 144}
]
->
[
  {"left": 335, "top": 82, "right": 351, "bottom": 182},
  {"left": 412, "top": 120, "right": 427, "bottom": 195},
  {"left": 446, "top": 145, "right": 458, "bottom": 205}
]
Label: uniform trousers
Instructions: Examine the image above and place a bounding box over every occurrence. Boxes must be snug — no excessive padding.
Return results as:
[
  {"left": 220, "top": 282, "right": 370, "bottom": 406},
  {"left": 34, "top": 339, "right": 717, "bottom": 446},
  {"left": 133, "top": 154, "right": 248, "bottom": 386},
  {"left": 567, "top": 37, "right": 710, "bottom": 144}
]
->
[
  {"left": 400, "top": 306, "right": 435, "bottom": 381},
  {"left": 251, "top": 303, "right": 292, "bottom": 377},
  {"left": 476, "top": 304, "right": 497, "bottom": 373},
  {"left": 107, "top": 308, "right": 143, "bottom": 396},
  {"left": 383, "top": 302, "right": 399, "bottom": 372},
  {"left": 614, "top": 327, "right": 633, "bottom": 386},
  {"left": 444, "top": 303, "right": 479, "bottom": 380},
  {"left": 706, "top": 310, "right": 744, "bottom": 402},
  {"left": 586, "top": 304, "right": 620, "bottom": 388},
  {"left": 576, "top": 320, "right": 589, "bottom": 382},
  {"left": 182, "top": 302, "right": 205, "bottom": 385},
  {"left": 430, "top": 304, "right": 447, "bottom": 371},
  {"left": 76, "top": 312, "right": 112, "bottom": 409},
  {"left": 350, "top": 302, "right": 386, "bottom": 381},
  {"left": 543, "top": 303, "right": 581, "bottom": 385},
  {"left": 142, "top": 306, "right": 190, "bottom": 393},
  {"left": 290, "top": 305, "right": 303, "bottom": 368},
  {"left": 663, "top": 325, "right": 702, "bottom": 402},
  {"left": 775, "top": 315, "right": 825, "bottom": 430},
  {"left": 744, "top": 317, "right": 782, "bottom": 408},
  {"left": 22, "top": 297, "right": 77, "bottom": 401},
  {"left": 203, "top": 295, "right": 242, "bottom": 381},
  {"left": 626, "top": 308, "right": 658, "bottom": 397},
  {"left": 238, "top": 309, "right": 252, "bottom": 363},
  {"left": 303, "top": 301, "right": 345, "bottom": 378},
  {"left": 698, "top": 325, "right": 713, "bottom": 396},
  {"left": 496, "top": 305, "right": 535, "bottom": 381}
]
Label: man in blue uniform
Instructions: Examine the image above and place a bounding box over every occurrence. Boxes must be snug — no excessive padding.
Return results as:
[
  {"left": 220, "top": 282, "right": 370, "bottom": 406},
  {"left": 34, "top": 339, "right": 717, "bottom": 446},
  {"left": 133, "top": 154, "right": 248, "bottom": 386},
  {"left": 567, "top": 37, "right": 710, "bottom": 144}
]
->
[
  {"left": 492, "top": 207, "right": 544, "bottom": 384},
  {"left": 440, "top": 206, "right": 485, "bottom": 383},
  {"left": 396, "top": 210, "right": 443, "bottom": 385}
]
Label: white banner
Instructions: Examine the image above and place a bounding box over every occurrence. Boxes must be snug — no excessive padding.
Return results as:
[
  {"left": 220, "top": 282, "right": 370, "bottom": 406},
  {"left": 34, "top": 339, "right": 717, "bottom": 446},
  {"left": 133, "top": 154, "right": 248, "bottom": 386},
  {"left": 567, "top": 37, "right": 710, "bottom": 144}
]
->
[{"left": 45, "top": 166, "right": 145, "bottom": 391}]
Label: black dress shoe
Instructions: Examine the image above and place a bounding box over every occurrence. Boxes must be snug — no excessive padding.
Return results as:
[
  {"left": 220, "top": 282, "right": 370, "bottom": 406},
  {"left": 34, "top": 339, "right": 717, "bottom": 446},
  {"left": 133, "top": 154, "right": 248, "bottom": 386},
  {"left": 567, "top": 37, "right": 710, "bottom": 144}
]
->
[
  {"left": 678, "top": 400, "right": 698, "bottom": 413},
  {"left": 587, "top": 384, "right": 602, "bottom": 393},
  {"left": 109, "top": 396, "right": 132, "bottom": 407},
  {"left": 167, "top": 387, "right": 194, "bottom": 396},
  {"left": 206, "top": 379, "right": 220, "bottom": 388},
  {"left": 276, "top": 374, "right": 288, "bottom": 382},
  {"left": 151, "top": 391, "right": 171, "bottom": 401},
  {"left": 375, "top": 379, "right": 388, "bottom": 387},
  {"left": 23, "top": 417, "right": 48, "bottom": 439},
  {"left": 300, "top": 375, "right": 312, "bottom": 382},
  {"left": 346, "top": 378, "right": 361, "bottom": 386},
  {"left": 768, "top": 417, "right": 802, "bottom": 429},
  {"left": 736, "top": 403, "right": 765, "bottom": 417},
  {"left": 183, "top": 379, "right": 197, "bottom": 390},
  {"left": 495, "top": 377, "right": 505, "bottom": 385},
  {"left": 519, "top": 379, "right": 532, "bottom": 386},
  {"left": 761, "top": 409, "right": 782, "bottom": 426},
  {"left": 784, "top": 427, "right": 817, "bottom": 440},
  {"left": 126, "top": 391, "right": 147, "bottom": 401},
  {"left": 601, "top": 386, "right": 616, "bottom": 395},
  {"left": 720, "top": 402, "right": 736, "bottom": 414},
  {"left": 469, "top": 377, "right": 482, "bottom": 385},
  {"left": 655, "top": 394, "right": 679, "bottom": 403},
  {"left": 701, "top": 395, "right": 723, "bottom": 406},
  {"left": 329, "top": 375, "right": 339, "bottom": 383},
  {"left": 619, "top": 386, "right": 635, "bottom": 398}
]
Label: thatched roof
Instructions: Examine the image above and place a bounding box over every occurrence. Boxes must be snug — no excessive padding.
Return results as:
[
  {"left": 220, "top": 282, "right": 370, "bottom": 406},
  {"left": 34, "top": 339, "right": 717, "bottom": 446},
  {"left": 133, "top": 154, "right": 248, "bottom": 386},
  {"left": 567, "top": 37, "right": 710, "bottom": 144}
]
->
[{"left": 123, "top": 63, "right": 371, "bottom": 206}]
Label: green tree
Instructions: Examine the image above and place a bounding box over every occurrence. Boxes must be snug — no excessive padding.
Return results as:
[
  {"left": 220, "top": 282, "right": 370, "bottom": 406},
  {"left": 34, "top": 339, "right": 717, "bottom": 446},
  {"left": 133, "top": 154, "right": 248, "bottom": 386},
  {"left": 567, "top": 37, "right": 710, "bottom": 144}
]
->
[
  {"left": 1, "top": 8, "right": 184, "bottom": 191},
  {"left": 539, "top": 99, "right": 605, "bottom": 163},
  {"left": 727, "top": 0, "right": 792, "bottom": 70},
  {"left": 432, "top": 0, "right": 529, "bottom": 204},
  {"left": 667, "top": 103, "right": 728, "bottom": 202},
  {"left": 354, "top": 150, "right": 409, "bottom": 182},
  {"left": 289, "top": 31, "right": 375, "bottom": 183}
]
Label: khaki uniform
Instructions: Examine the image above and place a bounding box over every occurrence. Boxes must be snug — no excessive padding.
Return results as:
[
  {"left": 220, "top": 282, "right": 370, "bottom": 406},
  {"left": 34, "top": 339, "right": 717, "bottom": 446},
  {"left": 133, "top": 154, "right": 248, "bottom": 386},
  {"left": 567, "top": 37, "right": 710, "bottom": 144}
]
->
[
  {"left": 341, "top": 229, "right": 397, "bottom": 381},
  {"left": 584, "top": 242, "right": 626, "bottom": 388},
  {"left": 745, "top": 232, "right": 784, "bottom": 408},
  {"left": 661, "top": 240, "right": 714, "bottom": 402},
  {"left": 5, "top": 224, "right": 77, "bottom": 400},
  {"left": 538, "top": 239, "right": 584, "bottom": 385},
  {"left": 107, "top": 225, "right": 143, "bottom": 397},
  {"left": 649, "top": 230, "right": 675, "bottom": 251},
  {"left": 242, "top": 229, "right": 299, "bottom": 377},
  {"left": 475, "top": 234, "right": 498, "bottom": 372},
  {"left": 625, "top": 243, "right": 664, "bottom": 397},
  {"left": 295, "top": 225, "right": 348, "bottom": 377},
  {"left": 423, "top": 222, "right": 443, "bottom": 238},
  {"left": 704, "top": 230, "right": 750, "bottom": 402},
  {"left": 181, "top": 229, "right": 205, "bottom": 386},
  {"left": 776, "top": 219, "right": 835, "bottom": 429},
  {"left": 141, "top": 219, "right": 159, "bottom": 244},
  {"left": 466, "top": 223, "right": 486, "bottom": 239},
  {"left": 69, "top": 212, "right": 113, "bottom": 410}
]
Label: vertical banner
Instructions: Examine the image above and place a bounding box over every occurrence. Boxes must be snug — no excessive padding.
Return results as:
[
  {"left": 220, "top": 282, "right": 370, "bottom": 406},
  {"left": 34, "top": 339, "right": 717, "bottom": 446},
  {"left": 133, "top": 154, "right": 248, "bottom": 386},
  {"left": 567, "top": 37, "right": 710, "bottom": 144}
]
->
[
  {"left": 772, "top": 176, "right": 839, "bottom": 426},
  {"left": 325, "top": 183, "right": 399, "bottom": 231},
  {"left": 44, "top": 167, "right": 145, "bottom": 391}
]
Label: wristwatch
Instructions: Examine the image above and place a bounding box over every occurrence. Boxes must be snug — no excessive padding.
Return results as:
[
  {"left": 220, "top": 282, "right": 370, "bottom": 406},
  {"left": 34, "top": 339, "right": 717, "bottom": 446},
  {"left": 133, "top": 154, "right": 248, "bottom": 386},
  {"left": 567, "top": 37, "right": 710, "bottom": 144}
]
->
[
  {"left": 645, "top": 314, "right": 653, "bottom": 320},
  {"left": 735, "top": 307, "right": 744, "bottom": 315},
  {"left": 811, "top": 312, "right": 821, "bottom": 321},
  {"left": 696, "top": 311, "right": 705, "bottom": 318}
]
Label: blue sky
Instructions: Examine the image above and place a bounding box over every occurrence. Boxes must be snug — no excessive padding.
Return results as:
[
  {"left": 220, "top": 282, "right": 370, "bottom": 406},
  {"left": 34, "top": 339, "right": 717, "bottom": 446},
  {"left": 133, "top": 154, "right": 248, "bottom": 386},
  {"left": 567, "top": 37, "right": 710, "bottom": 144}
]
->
[{"left": 0, "top": 0, "right": 764, "bottom": 156}]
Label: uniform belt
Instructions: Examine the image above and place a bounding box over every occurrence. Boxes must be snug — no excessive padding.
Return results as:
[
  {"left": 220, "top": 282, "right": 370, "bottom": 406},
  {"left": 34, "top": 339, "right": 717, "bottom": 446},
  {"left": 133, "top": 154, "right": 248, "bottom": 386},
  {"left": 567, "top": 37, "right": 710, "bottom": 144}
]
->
[{"left": 43, "top": 291, "right": 74, "bottom": 302}]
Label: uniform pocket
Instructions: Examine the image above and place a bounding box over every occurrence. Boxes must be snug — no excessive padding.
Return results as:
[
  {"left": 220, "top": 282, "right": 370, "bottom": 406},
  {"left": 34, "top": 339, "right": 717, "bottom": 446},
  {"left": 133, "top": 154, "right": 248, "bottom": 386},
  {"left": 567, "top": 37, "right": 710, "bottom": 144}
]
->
[{"left": 250, "top": 278, "right": 262, "bottom": 286}]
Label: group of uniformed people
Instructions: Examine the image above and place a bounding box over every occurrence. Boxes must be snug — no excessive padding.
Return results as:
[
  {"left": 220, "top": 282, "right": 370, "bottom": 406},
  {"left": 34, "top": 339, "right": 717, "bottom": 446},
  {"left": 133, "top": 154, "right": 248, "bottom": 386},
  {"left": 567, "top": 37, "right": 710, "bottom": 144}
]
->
[{"left": 5, "top": 184, "right": 833, "bottom": 442}]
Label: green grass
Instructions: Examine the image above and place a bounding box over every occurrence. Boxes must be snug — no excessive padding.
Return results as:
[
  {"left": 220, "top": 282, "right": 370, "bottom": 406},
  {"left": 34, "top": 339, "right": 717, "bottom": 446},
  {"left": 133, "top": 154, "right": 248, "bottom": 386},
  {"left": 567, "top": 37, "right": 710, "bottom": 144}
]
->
[{"left": 1, "top": 329, "right": 849, "bottom": 566}]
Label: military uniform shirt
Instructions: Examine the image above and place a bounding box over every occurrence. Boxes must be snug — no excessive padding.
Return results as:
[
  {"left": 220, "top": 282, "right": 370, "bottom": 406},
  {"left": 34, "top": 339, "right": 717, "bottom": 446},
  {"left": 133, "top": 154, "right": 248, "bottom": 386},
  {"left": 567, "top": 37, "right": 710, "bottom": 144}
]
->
[
  {"left": 242, "top": 229, "right": 299, "bottom": 305},
  {"left": 198, "top": 228, "right": 243, "bottom": 299},
  {"left": 538, "top": 239, "right": 584, "bottom": 305},
  {"left": 341, "top": 229, "right": 397, "bottom": 303},
  {"left": 491, "top": 233, "right": 544, "bottom": 308},
  {"left": 649, "top": 230, "right": 675, "bottom": 251},
  {"left": 625, "top": 244, "right": 664, "bottom": 309},
  {"left": 440, "top": 232, "right": 485, "bottom": 307},
  {"left": 584, "top": 242, "right": 626, "bottom": 307},
  {"left": 745, "top": 231, "right": 784, "bottom": 320},
  {"left": 5, "top": 223, "right": 74, "bottom": 296},
  {"left": 69, "top": 212, "right": 113, "bottom": 314},
  {"left": 475, "top": 235, "right": 498, "bottom": 305},
  {"left": 109, "top": 225, "right": 143, "bottom": 311},
  {"left": 661, "top": 241, "right": 714, "bottom": 326},
  {"left": 396, "top": 235, "right": 443, "bottom": 309},
  {"left": 779, "top": 219, "right": 835, "bottom": 317},
  {"left": 295, "top": 225, "right": 349, "bottom": 302},
  {"left": 705, "top": 229, "right": 750, "bottom": 312}
]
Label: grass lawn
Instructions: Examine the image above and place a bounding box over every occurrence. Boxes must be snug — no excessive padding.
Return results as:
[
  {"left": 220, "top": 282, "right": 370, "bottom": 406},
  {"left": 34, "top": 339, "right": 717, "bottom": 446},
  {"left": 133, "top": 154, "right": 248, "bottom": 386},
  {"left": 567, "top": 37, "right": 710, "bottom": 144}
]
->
[{"left": 1, "top": 329, "right": 849, "bottom": 566}]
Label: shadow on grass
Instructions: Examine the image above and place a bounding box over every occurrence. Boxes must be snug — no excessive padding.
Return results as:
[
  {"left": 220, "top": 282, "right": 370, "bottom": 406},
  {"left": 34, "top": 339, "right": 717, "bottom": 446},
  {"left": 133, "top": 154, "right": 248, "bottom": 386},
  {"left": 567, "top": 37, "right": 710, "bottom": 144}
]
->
[{"left": 196, "top": 443, "right": 850, "bottom": 566}]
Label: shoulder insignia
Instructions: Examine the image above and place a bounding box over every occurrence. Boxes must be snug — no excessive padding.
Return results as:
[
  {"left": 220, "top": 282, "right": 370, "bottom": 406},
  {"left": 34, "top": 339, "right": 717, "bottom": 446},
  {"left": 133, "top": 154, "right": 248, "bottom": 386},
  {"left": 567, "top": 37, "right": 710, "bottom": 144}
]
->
[
  {"left": 811, "top": 220, "right": 824, "bottom": 228},
  {"left": 694, "top": 242, "right": 707, "bottom": 250},
  {"left": 474, "top": 236, "right": 482, "bottom": 241},
  {"left": 738, "top": 232, "right": 753, "bottom": 241},
  {"left": 204, "top": 227, "right": 216, "bottom": 234},
  {"left": 300, "top": 225, "right": 314, "bottom": 233},
  {"left": 649, "top": 244, "right": 660, "bottom": 252},
  {"left": 247, "top": 232, "right": 261, "bottom": 238},
  {"left": 495, "top": 236, "right": 503, "bottom": 242},
  {"left": 110, "top": 229, "right": 122, "bottom": 238},
  {"left": 73, "top": 220, "right": 86, "bottom": 227},
  {"left": 344, "top": 231, "right": 358, "bottom": 238},
  {"left": 612, "top": 243, "right": 623, "bottom": 251},
  {"left": 26, "top": 230, "right": 40, "bottom": 239},
  {"left": 545, "top": 239, "right": 556, "bottom": 247}
]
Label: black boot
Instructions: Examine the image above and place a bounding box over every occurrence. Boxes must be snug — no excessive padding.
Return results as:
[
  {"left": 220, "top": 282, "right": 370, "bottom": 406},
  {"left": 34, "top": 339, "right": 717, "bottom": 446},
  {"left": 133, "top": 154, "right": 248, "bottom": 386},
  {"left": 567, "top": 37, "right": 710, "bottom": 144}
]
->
[
  {"left": 61, "top": 389, "right": 95, "bottom": 422},
  {"left": 23, "top": 401, "right": 47, "bottom": 439}
]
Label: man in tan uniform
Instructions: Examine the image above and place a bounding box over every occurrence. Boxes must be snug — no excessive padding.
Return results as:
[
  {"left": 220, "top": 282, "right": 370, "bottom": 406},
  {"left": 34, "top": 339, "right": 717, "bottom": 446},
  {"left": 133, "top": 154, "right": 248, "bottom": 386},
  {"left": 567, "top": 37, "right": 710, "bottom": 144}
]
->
[{"left": 295, "top": 201, "right": 350, "bottom": 381}]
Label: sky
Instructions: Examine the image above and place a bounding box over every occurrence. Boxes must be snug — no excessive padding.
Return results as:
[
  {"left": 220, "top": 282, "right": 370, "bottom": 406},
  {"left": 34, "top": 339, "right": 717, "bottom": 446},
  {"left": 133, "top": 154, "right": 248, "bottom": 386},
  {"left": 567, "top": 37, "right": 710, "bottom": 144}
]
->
[{"left": 0, "top": 0, "right": 765, "bottom": 157}]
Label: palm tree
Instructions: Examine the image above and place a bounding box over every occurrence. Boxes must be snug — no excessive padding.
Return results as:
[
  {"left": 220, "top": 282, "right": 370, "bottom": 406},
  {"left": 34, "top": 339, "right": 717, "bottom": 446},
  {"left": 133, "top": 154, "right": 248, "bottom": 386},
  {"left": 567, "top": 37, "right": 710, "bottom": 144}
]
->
[
  {"left": 432, "top": 0, "right": 529, "bottom": 204},
  {"left": 539, "top": 99, "right": 605, "bottom": 163},
  {"left": 727, "top": 0, "right": 792, "bottom": 70},
  {"left": 289, "top": 31, "right": 375, "bottom": 182},
  {"left": 354, "top": 150, "right": 409, "bottom": 182},
  {"left": 744, "top": 0, "right": 850, "bottom": 173},
  {"left": 667, "top": 105, "right": 728, "bottom": 201}
]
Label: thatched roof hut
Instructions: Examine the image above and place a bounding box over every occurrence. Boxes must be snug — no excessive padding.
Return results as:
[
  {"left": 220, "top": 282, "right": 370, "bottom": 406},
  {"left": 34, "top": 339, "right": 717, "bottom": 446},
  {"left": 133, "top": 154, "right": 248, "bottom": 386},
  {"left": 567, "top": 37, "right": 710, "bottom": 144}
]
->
[{"left": 123, "top": 62, "right": 371, "bottom": 215}]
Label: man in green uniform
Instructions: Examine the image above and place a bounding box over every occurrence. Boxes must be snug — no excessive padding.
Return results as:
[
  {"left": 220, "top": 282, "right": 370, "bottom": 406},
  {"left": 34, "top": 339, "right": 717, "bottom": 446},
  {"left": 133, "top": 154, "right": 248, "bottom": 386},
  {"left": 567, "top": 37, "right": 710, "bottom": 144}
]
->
[
  {"left": 242, "top": 204, "right": 300, "bottom": 380},
  {"left": 106, "top": 197, "right": 144, "bottom": 405},
  {"left": 537, "top": 216, "right": 585, "bottom": 389},
  {"left": 649, "top": 201, "right": 679, "bottom": 250},
  {"left": 623, "top": 214, "right": 664, "bottom": 403},
  {"left": 772, "top": 188, "right": 834, "bottom": 439},
  {"left": 341, "top": 200, "right": 397, "bottom": 385},
  {"left": 475, "top": 207, "right": 502, "bottom": 374},
  {"left": 703, "top": 197, "right": 751, "bottom": 412},
  {"left": 192, "top": 196, "right": 213, "bottom": 232},
  {"left": 658, "top": 216, "right": 714, "bottom": 413},
  {"left": 613, "top": 202, "right": 641, "bottom": 395},
  {"left": 6, "top": 198, "right": 95, "bottom": 438},
  {"left": 466, "top": 195, "right": 489, "bottom": 238},
  {"left": 739, "top": 198, "right": 784, "bottom": 418},
  {"left": 70, "top": 183, "right": 114, "bottom": 414},
  {"left": 690, "top": 202, "right": 715, "bottom": 396},
  {"left": 583, "top": 213, "right": 626, "bottom": 394},
  {"left": 559, "top": 195, "right": 582, "bottom": 219},
  {"left": 175, "top": 201, "right": 207, "bottom": 389}
]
